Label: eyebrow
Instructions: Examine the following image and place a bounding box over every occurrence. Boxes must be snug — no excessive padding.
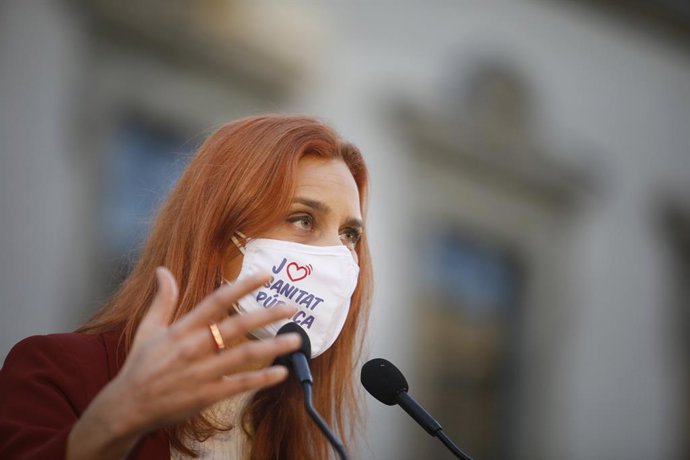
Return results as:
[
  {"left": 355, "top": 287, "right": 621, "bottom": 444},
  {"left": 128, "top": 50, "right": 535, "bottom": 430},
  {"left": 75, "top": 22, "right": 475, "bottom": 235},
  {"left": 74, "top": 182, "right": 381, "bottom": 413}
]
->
[
  {"left": 294, "top": 197, "right": 331, "bottom": 214},
  {"left": 293, "top": 197, "right": 364, "bottom": 230}
]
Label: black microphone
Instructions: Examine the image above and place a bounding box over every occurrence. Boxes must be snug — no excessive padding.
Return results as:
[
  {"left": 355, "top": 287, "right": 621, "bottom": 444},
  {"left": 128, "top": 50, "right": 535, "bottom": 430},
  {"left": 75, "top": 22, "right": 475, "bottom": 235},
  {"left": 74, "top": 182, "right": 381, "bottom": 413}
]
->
[
  {"left": 276, "top": 322, "right": 313, "bottom": 384},
  {"left": 276, "top": 323, "right": 349, "bottom": 460},
  {"left": 361, "top": 358, "right": 474, "bottom": 460}
]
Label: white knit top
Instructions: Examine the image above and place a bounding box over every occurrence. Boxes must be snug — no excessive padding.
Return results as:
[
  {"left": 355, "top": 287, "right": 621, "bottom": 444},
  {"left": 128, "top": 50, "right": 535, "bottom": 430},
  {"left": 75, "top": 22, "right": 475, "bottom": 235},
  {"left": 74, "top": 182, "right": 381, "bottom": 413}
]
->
[{"left": 170, "top": 392, "right": 254, "bottom": 460}]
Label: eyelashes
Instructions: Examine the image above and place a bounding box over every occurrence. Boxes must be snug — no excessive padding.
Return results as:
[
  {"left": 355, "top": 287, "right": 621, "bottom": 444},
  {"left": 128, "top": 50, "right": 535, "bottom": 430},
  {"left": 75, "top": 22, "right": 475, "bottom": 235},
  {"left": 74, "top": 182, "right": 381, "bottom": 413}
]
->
[
  {"left": 341, "top": 227, "right": 362, "bottom": 245},
  {"left": 286, "top": 213, "right": 362, "bottom": 246},
  {"left": 287, "top": 214, "right": 313, "bottom": 230}
]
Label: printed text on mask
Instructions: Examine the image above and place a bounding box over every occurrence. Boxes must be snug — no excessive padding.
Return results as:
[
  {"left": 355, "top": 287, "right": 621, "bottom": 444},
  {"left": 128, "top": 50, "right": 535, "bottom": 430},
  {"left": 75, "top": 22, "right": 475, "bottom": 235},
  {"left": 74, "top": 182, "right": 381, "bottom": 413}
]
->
[{"left": 254, "top": 258, "right": 325, "bottom": 329}]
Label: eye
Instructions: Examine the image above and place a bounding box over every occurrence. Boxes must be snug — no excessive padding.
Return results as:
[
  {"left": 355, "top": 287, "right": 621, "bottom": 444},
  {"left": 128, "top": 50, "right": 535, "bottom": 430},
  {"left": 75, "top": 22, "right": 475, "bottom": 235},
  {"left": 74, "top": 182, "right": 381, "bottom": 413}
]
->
[
  {"left": 340, "top": 227, "right": 362, "bottom": 247},
  {"left": 287, "top": 214, "right": 313, "bottom": 231}
]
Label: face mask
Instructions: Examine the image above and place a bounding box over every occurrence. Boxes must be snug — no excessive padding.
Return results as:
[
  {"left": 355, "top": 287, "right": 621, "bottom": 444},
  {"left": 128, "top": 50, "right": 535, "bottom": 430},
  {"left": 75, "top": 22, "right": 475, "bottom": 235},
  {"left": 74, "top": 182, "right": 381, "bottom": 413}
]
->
[{"left": 227, "top": 234, "right": 359, "bottom": 358}]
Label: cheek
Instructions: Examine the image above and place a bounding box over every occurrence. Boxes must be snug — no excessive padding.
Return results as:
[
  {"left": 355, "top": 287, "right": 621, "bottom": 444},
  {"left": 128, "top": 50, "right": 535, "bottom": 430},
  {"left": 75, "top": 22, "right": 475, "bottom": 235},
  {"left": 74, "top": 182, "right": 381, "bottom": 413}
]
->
[
  {"left": 222, "top": 251, "right": 244, "bottom": 282},
  {"left": 260, "top": 223, "right": 303, "bottom": 241}
]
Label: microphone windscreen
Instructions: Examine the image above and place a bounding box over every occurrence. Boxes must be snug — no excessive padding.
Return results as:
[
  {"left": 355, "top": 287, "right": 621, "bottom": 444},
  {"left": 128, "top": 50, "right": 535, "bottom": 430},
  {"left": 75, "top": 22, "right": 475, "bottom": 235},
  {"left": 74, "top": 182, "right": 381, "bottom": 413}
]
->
[
  {"left": 277, "top": 322, "right": 312, "bottom": 359},
  {"left": 361, "top": 358, "right": 409, "bottom": 406}
]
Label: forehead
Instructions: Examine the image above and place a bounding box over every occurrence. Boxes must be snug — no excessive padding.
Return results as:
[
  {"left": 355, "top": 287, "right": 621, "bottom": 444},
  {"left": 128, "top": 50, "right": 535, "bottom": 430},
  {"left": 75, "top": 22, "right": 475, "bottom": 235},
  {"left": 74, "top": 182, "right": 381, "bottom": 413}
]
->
[{"left": 293, "top": 157, "right": 361, "bottom": 217}]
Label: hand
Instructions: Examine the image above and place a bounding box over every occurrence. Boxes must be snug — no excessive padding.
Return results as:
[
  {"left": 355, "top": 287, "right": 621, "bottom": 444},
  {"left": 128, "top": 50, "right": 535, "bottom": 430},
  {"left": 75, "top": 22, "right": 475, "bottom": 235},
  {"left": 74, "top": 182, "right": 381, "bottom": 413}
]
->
[{"left": 67, "top": 267, "right": 300, "bottom": 460}]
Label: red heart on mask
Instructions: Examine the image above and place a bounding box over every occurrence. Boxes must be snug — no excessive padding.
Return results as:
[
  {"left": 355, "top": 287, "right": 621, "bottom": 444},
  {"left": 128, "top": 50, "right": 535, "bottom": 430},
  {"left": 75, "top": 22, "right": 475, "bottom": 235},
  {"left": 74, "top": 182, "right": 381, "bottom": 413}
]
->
[{"left": 286, "top": 262, "right": 312, "bottom": 282}]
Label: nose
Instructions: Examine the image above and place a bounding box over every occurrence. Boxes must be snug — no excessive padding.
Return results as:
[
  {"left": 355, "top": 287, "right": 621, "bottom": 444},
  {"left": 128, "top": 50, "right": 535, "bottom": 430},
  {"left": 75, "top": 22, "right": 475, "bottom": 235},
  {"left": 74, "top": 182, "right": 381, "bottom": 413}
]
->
[
  {"left": 313, "top": 230, "right": 357, "bottom": 252},
  {"left": 314, "top": 231, "right": 341, "bottom": 247},
  {"left": 323, "top": 230, "right": 359, "bottom": 263},
  {"left": 310, "top": 228, "right": 358, "bottom": 263}
]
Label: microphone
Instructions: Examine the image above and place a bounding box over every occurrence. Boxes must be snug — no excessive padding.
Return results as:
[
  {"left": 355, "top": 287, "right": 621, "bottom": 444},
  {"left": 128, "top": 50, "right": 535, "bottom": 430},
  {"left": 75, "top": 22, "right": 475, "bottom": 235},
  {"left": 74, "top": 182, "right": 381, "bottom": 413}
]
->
[
  {"left": 276, "top": 322, "right": 313, "bottom": 384},
  {"left": 276, "top": 323, "right": 349, "bottom": 460},
  {"left": 361, "top": 358, "right": 474, "bottom": 460}
]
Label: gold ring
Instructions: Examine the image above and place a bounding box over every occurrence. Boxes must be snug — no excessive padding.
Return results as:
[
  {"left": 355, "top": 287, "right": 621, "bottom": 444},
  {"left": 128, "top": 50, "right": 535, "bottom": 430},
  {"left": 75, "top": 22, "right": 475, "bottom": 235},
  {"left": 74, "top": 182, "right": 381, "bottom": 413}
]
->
[{"left": 208, "top": 323, "right": 225, "bottom": 351}]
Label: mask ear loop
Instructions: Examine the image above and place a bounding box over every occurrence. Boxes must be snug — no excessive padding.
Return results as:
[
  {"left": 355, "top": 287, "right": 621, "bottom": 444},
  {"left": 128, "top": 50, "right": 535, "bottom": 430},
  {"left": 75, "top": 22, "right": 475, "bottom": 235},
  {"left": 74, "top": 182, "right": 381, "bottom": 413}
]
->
[
  {"left": 222, "top": 232, "right": 248, "bottom": 286},
  {"left": 230, "top": 231, "right": 248, "bottom": 255},
  {"left": 224, "top": 230, "right": 250, "bottom": 313}
]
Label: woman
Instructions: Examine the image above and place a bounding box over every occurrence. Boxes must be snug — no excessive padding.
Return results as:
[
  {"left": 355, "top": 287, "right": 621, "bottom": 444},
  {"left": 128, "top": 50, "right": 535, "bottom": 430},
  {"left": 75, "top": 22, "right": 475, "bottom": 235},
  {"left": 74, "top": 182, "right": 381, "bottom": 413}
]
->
[{"left": 0, "top": 114, "right": 372, "bottom": 459}]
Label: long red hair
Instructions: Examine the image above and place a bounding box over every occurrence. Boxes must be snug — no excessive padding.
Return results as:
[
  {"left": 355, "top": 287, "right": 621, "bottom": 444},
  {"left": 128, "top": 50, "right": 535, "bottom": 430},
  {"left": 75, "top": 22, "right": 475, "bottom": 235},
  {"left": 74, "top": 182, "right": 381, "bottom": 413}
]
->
[{"left": 78, "top": 114, "right": 372, "bottom": 458}]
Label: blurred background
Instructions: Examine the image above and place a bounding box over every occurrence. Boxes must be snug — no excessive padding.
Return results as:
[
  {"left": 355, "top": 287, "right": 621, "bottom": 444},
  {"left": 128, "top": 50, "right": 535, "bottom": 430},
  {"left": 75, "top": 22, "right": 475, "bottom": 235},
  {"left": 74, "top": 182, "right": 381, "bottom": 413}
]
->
[{"left": 1, "top": 1, "right": 690, "bottom": 459}]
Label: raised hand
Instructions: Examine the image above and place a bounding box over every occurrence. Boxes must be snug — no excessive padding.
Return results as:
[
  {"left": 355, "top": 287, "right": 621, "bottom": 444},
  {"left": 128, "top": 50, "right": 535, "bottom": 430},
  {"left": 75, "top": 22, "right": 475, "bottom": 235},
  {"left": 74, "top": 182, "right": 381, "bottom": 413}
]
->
[{"left": 67, "top": 267, "right": 300, "bottom": 460}]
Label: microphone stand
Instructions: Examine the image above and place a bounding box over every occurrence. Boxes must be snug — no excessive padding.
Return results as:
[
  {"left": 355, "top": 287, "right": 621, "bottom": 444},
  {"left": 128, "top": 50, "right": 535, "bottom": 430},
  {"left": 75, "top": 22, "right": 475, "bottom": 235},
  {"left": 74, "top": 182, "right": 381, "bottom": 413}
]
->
[
  {"left": 277, "top": 323, "right": 349, "bottom": 460},
  {"left": 437, "top": 430, "right": 470, "bottom": 460},
  {"left": 301, "top": 382, "right": 349, "bottom": 460},
  {"left": 397, "top": 391, "right": 473, "bottom": 460}
]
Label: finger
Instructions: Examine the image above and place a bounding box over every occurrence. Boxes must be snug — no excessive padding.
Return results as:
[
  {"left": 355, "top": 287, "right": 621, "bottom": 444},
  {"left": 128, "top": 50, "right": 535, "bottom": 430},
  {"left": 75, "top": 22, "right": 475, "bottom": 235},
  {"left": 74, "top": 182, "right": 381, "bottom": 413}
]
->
[
  {"left": 196, "top": 333, "right": 301, "bottom": 379},
  {"left": 217, "top": 303, "right": 298, "bottom": 343},
  {"left": 175, "top": 303, "right": 297, "bottom": 359},
  {"left": 172, "top": 273, "right": 271, "bottom": 334},
  {"left": 136, "top": 267, "right": 179, "bottom": 338},
  {"left": 201, "top": 366, "right": 289, "bottom": 402}
]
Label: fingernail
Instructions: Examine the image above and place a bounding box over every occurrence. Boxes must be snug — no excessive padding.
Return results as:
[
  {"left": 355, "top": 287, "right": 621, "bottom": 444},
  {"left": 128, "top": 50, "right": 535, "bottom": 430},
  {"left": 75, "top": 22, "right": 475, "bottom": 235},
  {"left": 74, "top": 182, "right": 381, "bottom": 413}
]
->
[
  {"left": 219, "top": 282, "right": 235, "bottom": 293},
  {"left": 270, "top": 304, "right": 293, "bottom": 315},
  {"left": 278, "top": 332, "right": 301, "bottom": 343},
  {"left": 157, "top": 267, "right": 178, "bottom": 298},
  {"left": 268, "top": 365, "right": 288, "bottom": 377},
  {"left": 155, "top": 267, "right": 166, "bottom": 289},
  {"left": 279, "top": 303, "right": 298, "bottom": 313}
]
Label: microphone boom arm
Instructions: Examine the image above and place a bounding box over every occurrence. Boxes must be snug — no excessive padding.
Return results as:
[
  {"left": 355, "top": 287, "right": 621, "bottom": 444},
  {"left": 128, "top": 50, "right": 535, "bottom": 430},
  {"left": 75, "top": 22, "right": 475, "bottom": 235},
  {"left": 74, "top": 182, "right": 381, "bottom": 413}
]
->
[
  {"left": 277, "top": 323, "right": 349, "bottom": 460},
  {"left": 396, "top": 391, "right": 472, "bottom": 460},
  {"left": 396, "top": 390, "right": 442, "bottom": 436},
  {"left": 302, "top": 382, "right": 349, "bottom": 460}
]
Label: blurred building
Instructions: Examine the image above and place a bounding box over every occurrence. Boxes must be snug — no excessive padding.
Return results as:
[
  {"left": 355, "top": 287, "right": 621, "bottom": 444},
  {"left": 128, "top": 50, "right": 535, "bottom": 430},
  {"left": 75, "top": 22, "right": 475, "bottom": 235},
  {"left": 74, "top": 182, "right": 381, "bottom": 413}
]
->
[{"left": 1, "top": 1, "right": 690, "bottom": 459}]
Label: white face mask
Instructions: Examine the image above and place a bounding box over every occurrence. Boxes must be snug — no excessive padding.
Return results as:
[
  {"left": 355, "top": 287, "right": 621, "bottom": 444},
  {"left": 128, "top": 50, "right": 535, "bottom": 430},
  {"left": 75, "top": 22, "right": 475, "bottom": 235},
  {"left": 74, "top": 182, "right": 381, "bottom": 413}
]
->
[{"left": 227, "top": 235, "right": 359, "bottom": 358}]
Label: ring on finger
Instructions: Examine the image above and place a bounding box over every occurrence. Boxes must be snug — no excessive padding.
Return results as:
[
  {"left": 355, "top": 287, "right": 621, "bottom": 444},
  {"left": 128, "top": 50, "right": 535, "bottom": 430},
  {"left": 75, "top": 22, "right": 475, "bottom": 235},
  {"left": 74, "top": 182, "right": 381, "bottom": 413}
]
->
[{"left": 208, "top": 323, "right": 226, "bottom": 352}]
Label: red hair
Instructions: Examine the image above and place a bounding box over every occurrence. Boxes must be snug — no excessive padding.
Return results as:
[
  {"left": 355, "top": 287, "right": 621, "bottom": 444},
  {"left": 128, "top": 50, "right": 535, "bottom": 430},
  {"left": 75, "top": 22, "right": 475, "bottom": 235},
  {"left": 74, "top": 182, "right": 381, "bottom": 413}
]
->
[{"left": 79, "top": 114, "right": 372, "bottom": 459}]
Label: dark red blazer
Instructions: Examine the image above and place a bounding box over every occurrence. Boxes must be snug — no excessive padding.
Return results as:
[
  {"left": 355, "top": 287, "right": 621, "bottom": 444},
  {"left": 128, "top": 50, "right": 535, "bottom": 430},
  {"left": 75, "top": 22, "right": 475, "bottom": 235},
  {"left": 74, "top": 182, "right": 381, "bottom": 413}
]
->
[{"left": 0, "top": 328, "right": 169, "bottom": 459}]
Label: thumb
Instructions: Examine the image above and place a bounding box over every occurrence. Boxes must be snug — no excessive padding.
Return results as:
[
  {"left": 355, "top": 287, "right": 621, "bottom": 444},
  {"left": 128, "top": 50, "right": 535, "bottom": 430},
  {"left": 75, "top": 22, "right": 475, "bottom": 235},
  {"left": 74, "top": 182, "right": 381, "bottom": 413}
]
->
[{"left": 139, "top": 267, "right": 179, "bottom": 334}]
